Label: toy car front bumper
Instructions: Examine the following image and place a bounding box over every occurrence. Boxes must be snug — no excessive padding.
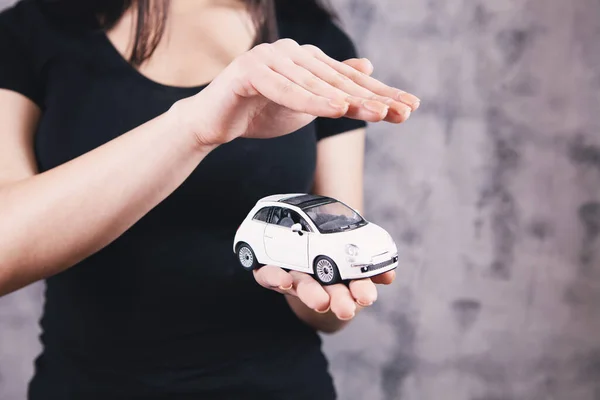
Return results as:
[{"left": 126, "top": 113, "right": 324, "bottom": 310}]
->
[
  {"left": 358, "top": 254, "right": 398, "bottom": 273},
  {"left": 342, "top": 253, "right": 399, "bottom": 280}
]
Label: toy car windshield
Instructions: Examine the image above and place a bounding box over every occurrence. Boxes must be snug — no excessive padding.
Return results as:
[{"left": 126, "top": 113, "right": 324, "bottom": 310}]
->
[{"left": 303, "top": 199, "right": 367, "bottom": 234}]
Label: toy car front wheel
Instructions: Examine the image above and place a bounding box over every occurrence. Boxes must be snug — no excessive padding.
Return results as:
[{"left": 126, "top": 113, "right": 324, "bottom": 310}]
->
[
  {"left": 236, "top": 242, "right": 260, "bottom": 271},
  {"left": 313, "top": 256, "right": 340, "bottom": 285}
]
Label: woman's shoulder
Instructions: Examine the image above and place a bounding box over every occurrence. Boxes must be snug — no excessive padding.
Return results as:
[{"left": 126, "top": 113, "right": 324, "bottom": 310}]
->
[
  {"left": 1, "top": 0, "right": 94, "bottom": 45},
  {"left": 0, "top": 0, "right": 95, "bottom": 106},
  {"left": 0, "top": 0, "right": 52, "bottom": 105},
  {"left": 0, "top": 0, "right": 43, "bottom": 38},
  {"left": 0, "top": 0, "right": 73, "bottom": 59}
]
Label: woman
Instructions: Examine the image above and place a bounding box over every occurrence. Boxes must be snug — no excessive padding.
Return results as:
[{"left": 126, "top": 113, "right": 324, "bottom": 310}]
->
[{"left": 0, "top": 0, "right": 419, "bottom": 398}]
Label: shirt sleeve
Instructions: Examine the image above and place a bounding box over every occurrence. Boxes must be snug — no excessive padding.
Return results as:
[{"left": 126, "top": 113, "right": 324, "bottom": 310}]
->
[
  {"left": 0, "top": 4, "right": 43, "bottom": 107},
  {"left": 314, "top": 21, "right": 367, "bottom": 141}
]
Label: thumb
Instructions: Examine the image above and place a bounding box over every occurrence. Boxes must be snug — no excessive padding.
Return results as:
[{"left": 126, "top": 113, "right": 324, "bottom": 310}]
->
[{"left": 342, "top": 58, "right": 374, "bottom": 76}]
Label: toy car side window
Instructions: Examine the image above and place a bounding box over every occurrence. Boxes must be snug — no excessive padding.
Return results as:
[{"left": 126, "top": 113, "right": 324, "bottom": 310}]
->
[
  {"left": 253, "top": 207, "right": 271, "bottom": 222},
  {"left": 276, "top": 209, "right": 312, "bottom": 232},
  {"left": 286, "top": 211, "right": 309, "bottom": 232},
  {"left": 269, "top": 207, "right": 283, "bottom": 225},
  {"left": 296, "top": 214, "right": 312, "bottom": 232},
  {"left": 277, "top": 208, "right": 296, "bottom": 228}
]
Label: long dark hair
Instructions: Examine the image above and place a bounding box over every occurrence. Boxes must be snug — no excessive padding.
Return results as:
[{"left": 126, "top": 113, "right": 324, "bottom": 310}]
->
[{"left": 39, "top": 0, "right": 336, "bottom": 66}]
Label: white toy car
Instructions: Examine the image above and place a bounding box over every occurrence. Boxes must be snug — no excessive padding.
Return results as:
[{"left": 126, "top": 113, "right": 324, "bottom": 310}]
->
[{"left": 233, "top": 194, "right": 398, "bottom": 285}]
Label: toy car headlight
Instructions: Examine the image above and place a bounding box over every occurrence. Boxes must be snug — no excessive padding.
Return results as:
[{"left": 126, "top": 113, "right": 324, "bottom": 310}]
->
[{"left": 345, "top": 244, "right": 360, "bottom": 257}]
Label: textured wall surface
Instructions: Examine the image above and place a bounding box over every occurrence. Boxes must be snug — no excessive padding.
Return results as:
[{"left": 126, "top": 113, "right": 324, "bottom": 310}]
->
[{"left": 1, "top": 0, "right": 599, "bottom": 399}]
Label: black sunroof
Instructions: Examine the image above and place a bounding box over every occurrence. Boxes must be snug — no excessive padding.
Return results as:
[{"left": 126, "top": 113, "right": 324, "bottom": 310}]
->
[{"left": 279, "top": 194, "right": 332, "bottom": 208}]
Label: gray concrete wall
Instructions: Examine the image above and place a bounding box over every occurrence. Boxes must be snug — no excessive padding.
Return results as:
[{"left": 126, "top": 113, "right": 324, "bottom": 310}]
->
[{"left": 1, "top": 0, "right": 599, "bottom": 399}]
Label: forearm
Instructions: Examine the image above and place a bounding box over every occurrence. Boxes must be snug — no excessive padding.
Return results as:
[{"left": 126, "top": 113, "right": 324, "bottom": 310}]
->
[
  {"left": 0, "top": 101, "right": 213, "bottom": 296},
  {"left": 285, "top": 294, "right": 363, "bottom": 334}
]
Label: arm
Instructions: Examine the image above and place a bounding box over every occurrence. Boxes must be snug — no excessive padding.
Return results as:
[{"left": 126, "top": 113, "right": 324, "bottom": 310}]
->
[
  {"left": 311, "top": 128, "right": 365, "bottom": 213},
  {"left": 0, "top": 39, "right": 415, "bottom": 302},
  {"left": 0, "top": 90, "right": 213, "bottom": 296},
  {"left": 285, "top": 128, "right": 370, "bottom": 333}
]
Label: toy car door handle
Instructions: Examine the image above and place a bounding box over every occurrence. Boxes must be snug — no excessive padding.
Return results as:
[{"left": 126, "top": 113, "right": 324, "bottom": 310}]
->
[{"left": 265, "top": 235, "right": 273, "bottom": 239}]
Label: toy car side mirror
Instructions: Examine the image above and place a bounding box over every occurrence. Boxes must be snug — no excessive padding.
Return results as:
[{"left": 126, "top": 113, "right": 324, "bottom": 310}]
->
[{"left": 291, "top": 223, "right": 303, "bottom": 235}]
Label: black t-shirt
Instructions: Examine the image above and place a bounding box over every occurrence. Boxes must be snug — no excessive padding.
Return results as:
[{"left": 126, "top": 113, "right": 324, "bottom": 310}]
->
[{"left": 0, "top": 1, "right": 366, "bottom": 399}]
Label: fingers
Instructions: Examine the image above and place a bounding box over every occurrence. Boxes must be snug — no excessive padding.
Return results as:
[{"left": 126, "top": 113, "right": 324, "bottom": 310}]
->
[
  {"left": 237, "top": 39, "right": 419, "bottom": 123},
  {"left": 272, "top": 41, "right": 413, "bottom": 123},
  {"left": 348, "top": 278, "right": 378, "bottom": 307},
  {"left": 323, "top": 283, "right": 358, "bottom": 320},
  {"left": 257, "top": 268, "right": 374, "bottom": 320},
  {"left": 302, "top": 44, "right": 421, "bottom": 111},
  {"left": 267, "top": 56, "right": 354, "bottom": 112},
  {"left": 371, "top": 270, "right": 396, "bottom": 285},
  {"left": 289, "top": 271, "right": 330, "bottom": 313},
  {"left": 253, "top": 265, "right": 392, "bottom": 322},
  {"left": 265, "top": 53, "right": 387, "bottom": 123},
  {"left": 288, "top": 274, "right": 378, "bottom": 320},
  {"left": 253, "top": 265, "right": 294, "bottom": 293},
  {"left": 247, "top": 62, "right": 350, "bottom": 119},
  {"left": 251, "top": 42, "right": 386, "bottom": 123},
  {"left": 342, "top": 58, "right": 374, "bottom": 76},
  {"left": 271, "top": 40, "right": 392, "bottom": 121}
]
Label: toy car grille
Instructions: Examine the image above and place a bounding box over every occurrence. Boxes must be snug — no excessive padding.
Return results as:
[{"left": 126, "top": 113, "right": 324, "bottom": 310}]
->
[{"left": 362, "top": 255, "right": 399, "bottom": 273}]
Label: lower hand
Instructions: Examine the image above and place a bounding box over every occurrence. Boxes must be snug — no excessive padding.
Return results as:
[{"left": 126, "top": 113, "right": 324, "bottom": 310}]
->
[{"left": 253, "top": 265, "right": 395, "bottom": 322}]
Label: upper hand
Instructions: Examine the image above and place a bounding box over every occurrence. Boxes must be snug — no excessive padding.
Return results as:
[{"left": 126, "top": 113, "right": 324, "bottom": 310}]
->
[{"left": 172, "top": 38, "right": 420, "bottom": 148}]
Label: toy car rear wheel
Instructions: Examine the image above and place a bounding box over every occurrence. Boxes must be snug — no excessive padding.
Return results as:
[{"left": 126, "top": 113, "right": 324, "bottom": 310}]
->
[
  {"left": 313, "top": 256, "right": 340, "bottom": 285},
  {"left": 236, "top": 242, "right": 259, "bottom": 271}
]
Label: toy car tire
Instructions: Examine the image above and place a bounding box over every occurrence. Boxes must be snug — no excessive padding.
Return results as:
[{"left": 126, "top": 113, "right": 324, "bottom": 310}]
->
[
  {"left": 236, "top": 242, "right": 260, "bottom": 271},
  {"left": 313, "top": 256, "right": 340, "bottom": 285}
]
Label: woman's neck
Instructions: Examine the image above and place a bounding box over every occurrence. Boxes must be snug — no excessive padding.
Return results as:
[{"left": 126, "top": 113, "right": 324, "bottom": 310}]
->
[{"left": 170, "top": 0, "right": 246, "bottom": 15}]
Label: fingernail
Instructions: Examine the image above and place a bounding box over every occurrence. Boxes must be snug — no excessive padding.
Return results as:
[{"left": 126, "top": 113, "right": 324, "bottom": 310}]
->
[
  {"left": 396, "top": 90, "right": 421, "bottom": 107},
  {"left": 363, "top": 100, "right": 389, "bottom": 116},
  {"left": 356, "top": 300, "right": 373, "bottom": 307},
  {"left": 346, "top": 96, "right": 363, "bottom": 107},
  {"left": 339, "top": 312, "right": 355, "bottom": 321},
  {"left": 412, "top": 100, "right": 421, "bottom": 110},
  {"left": 329, "top": 99, "right": 349, "bottom": 110},
  {"left": 279, "top": 284, "right": 293, "bottom": 291},
  {"left": 315, "top": 306, "right": 330, "bottom": 314}
]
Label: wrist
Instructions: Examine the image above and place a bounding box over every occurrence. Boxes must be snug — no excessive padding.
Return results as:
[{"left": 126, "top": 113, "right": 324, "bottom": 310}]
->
[{"left": 168, "top": 97, "right": 219, "bottom": 154}]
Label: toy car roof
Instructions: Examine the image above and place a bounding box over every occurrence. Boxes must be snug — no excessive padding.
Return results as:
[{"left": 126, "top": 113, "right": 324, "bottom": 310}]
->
[{"left": 258, "top": 193, "right": 334, "bottom": 210}]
